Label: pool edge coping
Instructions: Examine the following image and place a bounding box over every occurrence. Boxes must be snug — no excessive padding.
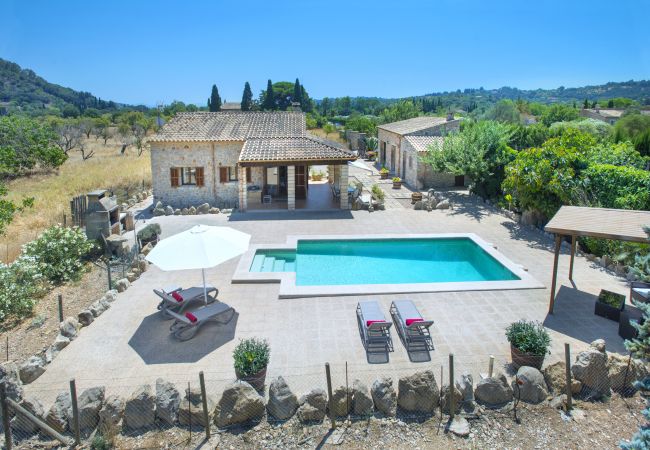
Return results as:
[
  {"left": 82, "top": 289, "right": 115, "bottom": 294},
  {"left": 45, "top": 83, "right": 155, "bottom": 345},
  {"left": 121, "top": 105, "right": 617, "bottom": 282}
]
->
[{"left": 232, "top": 233, "right": 545, "bottom": 298}]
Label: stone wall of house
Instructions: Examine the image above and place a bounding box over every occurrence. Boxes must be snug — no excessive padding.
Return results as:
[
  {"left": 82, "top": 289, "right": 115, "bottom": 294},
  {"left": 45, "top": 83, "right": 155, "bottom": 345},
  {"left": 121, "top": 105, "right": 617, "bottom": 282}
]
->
[
  {"left": 401, "top": 138, "right": 458, "bottom": 190},
  {"left": 345, "top": 130, "right": 367, "bottom": 152},
  {"left": 151, "top": 141, "right": 244, "bottom": 208},
  {"left": 377, "top": 129, "right": 401, "bottom": 174}
]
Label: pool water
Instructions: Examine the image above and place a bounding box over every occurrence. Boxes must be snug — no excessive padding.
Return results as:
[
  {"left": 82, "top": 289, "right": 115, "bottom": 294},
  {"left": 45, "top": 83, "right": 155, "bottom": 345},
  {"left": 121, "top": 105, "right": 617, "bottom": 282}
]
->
[{"left": 249, "top": 238, "right": 520, "bottom": 286}]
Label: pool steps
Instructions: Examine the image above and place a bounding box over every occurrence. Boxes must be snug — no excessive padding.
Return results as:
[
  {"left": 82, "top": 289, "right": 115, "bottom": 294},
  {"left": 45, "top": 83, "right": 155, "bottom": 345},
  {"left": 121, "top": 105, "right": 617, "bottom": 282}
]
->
[{"left": 250, "top": 253, "right": 295, "bottom": 273}]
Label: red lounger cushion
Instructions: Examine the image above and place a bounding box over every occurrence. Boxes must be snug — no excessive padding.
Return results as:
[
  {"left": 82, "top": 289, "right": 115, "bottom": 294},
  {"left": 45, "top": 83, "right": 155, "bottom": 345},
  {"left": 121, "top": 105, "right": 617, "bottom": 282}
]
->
[
  {"left": 366, "top": 320, "right": 383, "bottom": 327},
  {"left": 185, "top": 312, "right": 198, "bottom": 323},
  {"left": 171, "top": 291, "right": 184, "bottom": 302},
  {"left": 406, "top": 318, "right": 423, "bottom": 326}
]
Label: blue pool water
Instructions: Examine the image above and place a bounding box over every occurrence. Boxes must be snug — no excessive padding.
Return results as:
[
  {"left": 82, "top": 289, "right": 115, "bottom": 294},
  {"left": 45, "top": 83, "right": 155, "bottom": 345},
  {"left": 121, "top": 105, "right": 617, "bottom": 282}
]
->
[{"left": 249, "top": 238, "right": 519, "bottom": 286}]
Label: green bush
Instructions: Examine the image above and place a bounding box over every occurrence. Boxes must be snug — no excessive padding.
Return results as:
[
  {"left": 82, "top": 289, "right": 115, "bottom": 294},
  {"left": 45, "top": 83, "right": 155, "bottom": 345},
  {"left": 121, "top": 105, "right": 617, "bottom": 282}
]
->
[
  {"left": 0, "top": 255, "right": 46, "bottom": 324},
  {"left": 22, "top": 225, "right": 95, "bottom": 284},
  {"left": 549, "top": 118, "right": 612, "bottom": 139},
  {"left": 233, "top": 338, "right": 270, "bottom": 377},
  {"left": 587, "top": 141, "right": 647, "bottom": 168},
  {"left": 584, "top": 164, "right": 650, "bottom": 210},
  {"left": 505, "top": 320, "right": 551, "bottom": 356},
  {"left": 371, "top": 184, "right": 385, "bottom": 202},
  {"left": 598, "top": 290, "right": 625, "bottom": 308},
  {"left": 137, "top": 223, "right": 161, "bottom": 242}
]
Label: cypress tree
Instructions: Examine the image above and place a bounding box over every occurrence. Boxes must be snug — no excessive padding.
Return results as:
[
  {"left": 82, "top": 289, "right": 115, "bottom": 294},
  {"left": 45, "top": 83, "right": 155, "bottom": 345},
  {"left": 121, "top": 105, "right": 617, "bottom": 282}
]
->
[
  {"left": 300, "top": 85, "right": 312, "bottom": 112},
  {"left": 262, "top": 79, "right": 275, "bottom": 110},
  {"left": 241, "top": 82, "right": 253, "bottom": 111},
  {"left": 583, "top": 98, "right": 589, "bottom": 109},
  {"left": 293, "top": 78, "right": 303, "bottom": 106},
  {"left": 209, "top": 85, "right": 222, "bottom": 112}
]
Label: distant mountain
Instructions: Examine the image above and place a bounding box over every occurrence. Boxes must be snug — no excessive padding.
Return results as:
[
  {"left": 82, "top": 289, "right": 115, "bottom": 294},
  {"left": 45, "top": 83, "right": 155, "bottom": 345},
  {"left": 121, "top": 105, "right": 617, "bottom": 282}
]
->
[{"left": 0, "top": 58, "right": 143, "bottom": 116}]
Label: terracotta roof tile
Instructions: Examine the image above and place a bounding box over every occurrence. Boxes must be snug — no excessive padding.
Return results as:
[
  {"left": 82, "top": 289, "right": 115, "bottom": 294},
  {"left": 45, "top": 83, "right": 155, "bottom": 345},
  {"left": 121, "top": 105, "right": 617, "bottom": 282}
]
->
[
  {"left": 378, "top": 116, "right": 457, "bottom": 135},
  {"left": 403, "top": 135, "right": 444, "bottom": 153},
  {"left": 239, "top": 137, "right": 355, "bottom": 163}
]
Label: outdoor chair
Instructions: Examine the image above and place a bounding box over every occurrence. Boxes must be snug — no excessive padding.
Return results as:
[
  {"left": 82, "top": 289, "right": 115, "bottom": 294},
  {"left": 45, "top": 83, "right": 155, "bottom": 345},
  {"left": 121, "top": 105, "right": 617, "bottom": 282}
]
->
[
  {"left": 389, "top": 300, "right": 434, "bottom": 351},
  {"left": 167, "top": 301, "right": 236, "bottom": 341},
  {"left": 330, "top": 182, "right": 341, "bottom": 200},
  {"left": 356, "top": 301, "right": 393, "bottom": 352},
  {"left": 630, "top": 281, "right": 650, "bottom": 304},
  {"left": 153, "top": 285, "right": 218, "bottom": 319}
]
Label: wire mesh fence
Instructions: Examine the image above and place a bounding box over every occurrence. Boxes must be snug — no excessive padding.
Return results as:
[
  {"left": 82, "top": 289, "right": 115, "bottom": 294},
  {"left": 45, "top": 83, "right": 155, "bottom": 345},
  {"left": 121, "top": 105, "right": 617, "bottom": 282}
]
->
[{"left": 2, "top": 344, "right": 645, "bottom": 448}]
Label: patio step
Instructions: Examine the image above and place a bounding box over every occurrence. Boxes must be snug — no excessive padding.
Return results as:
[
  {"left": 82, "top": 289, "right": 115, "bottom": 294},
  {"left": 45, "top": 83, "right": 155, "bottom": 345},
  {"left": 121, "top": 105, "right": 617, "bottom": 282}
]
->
[
  {"left": 250, "top": 254, "right": 265, "bottom": 272},
  {"left": 272, "top": 259, "right": 285, "bottom": 272},
  {"left": 261, "top": 256, "right": 276, "bottom": 272}
]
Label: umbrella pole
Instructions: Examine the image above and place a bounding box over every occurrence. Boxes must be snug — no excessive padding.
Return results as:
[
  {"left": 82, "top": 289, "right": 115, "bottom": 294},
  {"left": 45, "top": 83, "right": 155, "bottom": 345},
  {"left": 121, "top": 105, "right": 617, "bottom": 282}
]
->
[{"left": 202, "top": 268, "right": 208, "bottom": 305}]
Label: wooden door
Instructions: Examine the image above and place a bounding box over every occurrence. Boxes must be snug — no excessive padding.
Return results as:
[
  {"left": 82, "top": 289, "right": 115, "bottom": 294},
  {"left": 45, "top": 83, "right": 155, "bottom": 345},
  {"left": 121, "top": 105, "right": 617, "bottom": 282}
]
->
[{"left": 295, "top": 165, "right": 306, "bottom": 199}]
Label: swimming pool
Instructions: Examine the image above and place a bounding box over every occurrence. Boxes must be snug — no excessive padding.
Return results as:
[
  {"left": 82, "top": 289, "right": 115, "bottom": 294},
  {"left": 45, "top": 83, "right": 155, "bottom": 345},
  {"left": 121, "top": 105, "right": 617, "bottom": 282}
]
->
[{"left": 233, "top": 233, "right": 544, "bottom": 297}]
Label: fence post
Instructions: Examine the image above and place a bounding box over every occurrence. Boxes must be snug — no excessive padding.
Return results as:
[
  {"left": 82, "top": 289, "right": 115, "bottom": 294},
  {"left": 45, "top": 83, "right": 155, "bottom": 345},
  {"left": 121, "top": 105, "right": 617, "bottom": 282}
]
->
[
  {"left": 564, "top": 343, "right": 573, "bottom": 411},
  {"left": 1, "top": 382, "right": 12, "bottom": 450},
  {"left": 325, "top": 363, "right": 336, "bottom": 430},
  {"left": 107, "top": 261, "right": 112, "bottom": 291},
  {"left": 488, "top": 355, "right": 494, "bottom": 378},
  {"left": 63, "top": 213, "right": 67, "bottom": 227},
  {"left": 57, "top": 294, "right": 64, "bottom": 323},
  {"left": 199, "top": 372, "right": 210, "bottom": 439},
  {"left": 449, "top": 354, "right": 455, "bottom": 420},
  {"left": 69, "top": 379, "right": 80, "bottom": 445}
]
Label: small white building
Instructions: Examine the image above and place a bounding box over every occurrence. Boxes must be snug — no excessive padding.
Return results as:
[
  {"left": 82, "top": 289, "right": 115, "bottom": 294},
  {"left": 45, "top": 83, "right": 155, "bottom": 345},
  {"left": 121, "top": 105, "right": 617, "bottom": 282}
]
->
[{"left": 377, "top": 115, "right": 464, "bottom": 190}]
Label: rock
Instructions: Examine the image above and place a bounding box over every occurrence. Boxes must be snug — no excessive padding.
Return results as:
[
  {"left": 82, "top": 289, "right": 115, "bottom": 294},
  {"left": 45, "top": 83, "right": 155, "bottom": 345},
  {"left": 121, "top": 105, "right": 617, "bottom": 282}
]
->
[
  {"left": 197, "top": 203, "right": 210, "bottom": 214},
  {"left": 330, "top": 386, "right": 352, "bottom": 417},
  {"left": 156, "top": 379, "right": 181, "bottom": 426},
  {"left": 459, "top": 372, "right": 474, "bottom": 405},
  {"left": 181, "top": 208, "right": 189, "bottom": 215},
  {"left": 126, "top": 271, "right": 138, "bottom": 283},
  {"left": 99, "top": 395, "right": 124, "bottom": 431},
  {"left": 549, "top": 394, "right": 567, "bottom": 409},
  {"left": 137, "top": 260, "right": 148, "bottom": 273},
  {"left": 89, "top": 300, "right": 107, "bottom": 317},
  {"left": 397, "top": 370, "right": 439, "bottom": 413},
  {"left": 115, "top": 278, "right": 130, "bottom": 293},
  {"left": 512, "top": 366, "right": 548, "bottom": 404},
  {"left": 608, "top": 353, "right": 649, "bottom": 395},
  {"left": 572, "top": 348, "right": 610, "bottom": 397},
  {"left": 0, "top": 362, "right": 24, "bottom": 402},
  {"left": 188, "top": 206, "right": 197, "bottom": 215},
  {"left": 296, "top": 389, "right": 327, "bottom": 423},
  {"left": 214, "top": 381, "right": 265, "bottom": 428},
  {"left": 447, "top": 416, "right": 470, "bottom": 437},
  {"left": 78, "top": 309, "right": 94, "bottom": 326},
  {"left": 153, "top": 207, "right": 165, "bottom": 217},
  {"left": 12, "top": 396, "right": 45, "bottom": 434},
  {"left": 19, "top": 355, "right": 46, "bottom": 384},
  {"left": 209, "top": 207, "right": 220, "bottom": 214},
  {"left": 267, "top": 376, "right": 298, "bottom": 420},
  {"left": 104, "top": 290, "right": 118, "bottom": 303},
  {"left": 414, "top": 201, "right": 423, "bottom": 210},
  {"left": 440, "top": 384, "right": 463, "bottom": 414},
  {"left": 46, "top": 392, "right": 71, "bottom": 433},
  {"left": 155, "top": 201, "right": 163, "bottom": 209},
  {"left": 475, "top": 374, "right": 513, "bottom": 406},
  {"left": 436, "top": 199, "right": 450, "bottom": 209},
  {"left": 351, "top": 380, "right": 373, "bottom": 416},
  {"left": 124, "top": 385, "right": 155, "bottom": 430},
  {"left": 371, "top": 377, "right": 396, "bottom": 416},
  {"left": 164, "top": 205, "right": 174, "bottom": 216},
  {"left": 543, "top": 362, "right": 582, "bottom": 395},
  {"left": 59, "top": 317, "right": 80, "bottom": 339},
  {"left": 74, "top": 386, "right": 104, "bottom": 431},
  {"left": 174, "top": 208, "right": 181, "bottom": 216},
  {"left": 179, "top": 386, "right": 214, "bottom": 427},
  {"left": 591, "top": 339, "right": 606, "bottom": 353},
  {"left": 140, "top": 242, "right": 153, "bottom": 256}
]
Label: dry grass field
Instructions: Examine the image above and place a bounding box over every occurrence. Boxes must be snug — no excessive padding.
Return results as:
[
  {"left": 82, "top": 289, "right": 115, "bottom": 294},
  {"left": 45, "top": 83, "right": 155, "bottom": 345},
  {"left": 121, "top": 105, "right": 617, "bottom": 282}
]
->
[
  {"left": 0, "top": 137, "right": 151, "bottom": 262},
  {"left": 308, "top": 127, "right": 348, "bottom": 146}
]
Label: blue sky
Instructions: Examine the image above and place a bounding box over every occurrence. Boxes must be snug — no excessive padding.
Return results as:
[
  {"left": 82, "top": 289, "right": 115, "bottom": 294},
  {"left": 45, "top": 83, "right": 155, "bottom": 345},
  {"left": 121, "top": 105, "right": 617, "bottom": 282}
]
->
[{"left": 1, "top": 0, "right": 649, "bottom": 106}]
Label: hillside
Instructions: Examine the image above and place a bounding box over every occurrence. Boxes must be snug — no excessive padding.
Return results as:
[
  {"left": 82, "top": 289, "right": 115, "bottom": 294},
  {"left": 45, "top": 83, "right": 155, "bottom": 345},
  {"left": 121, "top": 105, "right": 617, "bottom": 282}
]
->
[{"left": 0, "top": 58, "right": 140, "bottom": 116}]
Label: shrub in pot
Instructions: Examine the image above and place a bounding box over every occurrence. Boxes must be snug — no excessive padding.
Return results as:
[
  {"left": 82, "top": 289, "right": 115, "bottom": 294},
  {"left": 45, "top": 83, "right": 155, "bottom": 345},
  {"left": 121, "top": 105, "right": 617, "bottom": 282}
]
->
[
  {"left": 233, "top": 337, "right": 270, "bottom": 391},
  {"left": 505, "top": 320, "right": 550, "bottom": 369},
  {"left": 392, "top": 177, "right": 402, "bottom": 189},
  {"left": 595, "top": 289, "right": 625, "bottom": 322},
  {"left": 380, "top": 167, "right": 390, "bottom": 179},
  {"left": 137, "top": 223, "right": 161, "bottom": 246}
]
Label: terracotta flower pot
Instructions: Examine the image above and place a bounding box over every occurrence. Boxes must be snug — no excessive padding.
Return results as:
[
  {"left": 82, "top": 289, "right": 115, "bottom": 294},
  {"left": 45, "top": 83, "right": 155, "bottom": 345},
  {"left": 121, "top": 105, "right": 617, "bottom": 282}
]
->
[
  {"left": 380, "top": 172, "right": 389, "bottom": 180},
  {"left": 510, "top": 345, "right": 545, "bottom": 370},
  {"left": 392, "top": 181, "right": 402, "bottom": 189},
  {"left": 236, "top": 367, "right": 267, "bottom": 392}
]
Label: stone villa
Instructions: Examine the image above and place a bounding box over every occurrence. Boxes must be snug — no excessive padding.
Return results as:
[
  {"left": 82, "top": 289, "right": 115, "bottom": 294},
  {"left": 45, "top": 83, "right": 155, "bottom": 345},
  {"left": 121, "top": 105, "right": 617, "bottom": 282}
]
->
[
  {"left": 580, "top": 108, "right": 625, "bottom": 124},
  {"left": 377, "top": 115, "right": 464, "bottom": 190},
  {"left": 149, "top": 112, "right": 356, "bottom": 211}
]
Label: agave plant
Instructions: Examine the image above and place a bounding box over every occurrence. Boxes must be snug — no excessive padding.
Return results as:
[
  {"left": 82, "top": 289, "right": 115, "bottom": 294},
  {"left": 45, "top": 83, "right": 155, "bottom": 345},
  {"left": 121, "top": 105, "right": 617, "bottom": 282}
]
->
[
  {"left": 364, "top": 136, "right": 378, "bottom": 152},
  {"left": 616, "top": 226, "right": 650, "bottom": 282}
]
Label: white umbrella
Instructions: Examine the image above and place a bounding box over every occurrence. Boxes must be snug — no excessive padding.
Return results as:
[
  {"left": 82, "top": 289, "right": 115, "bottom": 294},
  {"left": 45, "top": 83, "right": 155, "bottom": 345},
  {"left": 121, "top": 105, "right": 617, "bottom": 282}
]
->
[
  {"left": 348, "top": 159, "right": 373, "bottom": 172},
  {"left": 146, "top": 224, "right": 251, "bottom": 303}
]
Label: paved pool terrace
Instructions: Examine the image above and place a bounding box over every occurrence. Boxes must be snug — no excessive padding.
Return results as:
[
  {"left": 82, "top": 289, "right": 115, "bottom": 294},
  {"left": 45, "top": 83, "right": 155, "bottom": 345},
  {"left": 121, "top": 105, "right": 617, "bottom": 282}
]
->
[{"left": 26, "top": 193, "right": 631, "bottom": 405}]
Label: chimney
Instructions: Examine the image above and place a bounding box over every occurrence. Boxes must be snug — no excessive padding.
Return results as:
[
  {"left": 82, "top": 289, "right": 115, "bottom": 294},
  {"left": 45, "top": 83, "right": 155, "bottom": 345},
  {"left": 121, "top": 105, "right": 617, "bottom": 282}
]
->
[
  {"left": 446, "top": 111, "right": 455, "bottom": 121},
  {"left": 291, "top": 102, "right": 302, "bottom": 112}
]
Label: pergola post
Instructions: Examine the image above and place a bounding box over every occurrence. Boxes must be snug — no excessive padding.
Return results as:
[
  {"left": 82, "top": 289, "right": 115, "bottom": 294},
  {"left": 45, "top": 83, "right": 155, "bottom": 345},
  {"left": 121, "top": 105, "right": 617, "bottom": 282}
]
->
[
  {"left": 339, "top": 164, "right": 349, "bottom": 209},
  {"left": 237, "top": 166, "right": 247, "bottom": 212},
  {"left": 287, "top": 165, "right": 296, "bottom": 210},
  {"left": 548, "top": 234, "right": 562, "bottom": 314},
  {"left": 569, "top": 235, "right": 576, "bottom": 281}
]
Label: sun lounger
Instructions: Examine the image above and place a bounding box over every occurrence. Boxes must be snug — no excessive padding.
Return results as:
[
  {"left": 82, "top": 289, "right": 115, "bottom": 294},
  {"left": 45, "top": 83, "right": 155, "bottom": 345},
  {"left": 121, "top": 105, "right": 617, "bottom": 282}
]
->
[
  {"left": 390, "top": 300, "right": 434, "bottom": 351},
  {"left": 167, "top": 301, "right": 235, "bottom": 341},
  {"left": 356, "top": 301, "right": 393, "bottom": 351},
  {"left": 153, "top": 285, "right": 218, "bottom": 319}
]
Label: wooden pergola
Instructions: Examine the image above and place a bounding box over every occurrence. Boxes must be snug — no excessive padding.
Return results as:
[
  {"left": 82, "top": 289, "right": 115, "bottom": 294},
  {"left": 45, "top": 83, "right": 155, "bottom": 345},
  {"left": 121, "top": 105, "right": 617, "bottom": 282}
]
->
[{"left": 544, "top": 206, "right": 650, "bottom": 314}]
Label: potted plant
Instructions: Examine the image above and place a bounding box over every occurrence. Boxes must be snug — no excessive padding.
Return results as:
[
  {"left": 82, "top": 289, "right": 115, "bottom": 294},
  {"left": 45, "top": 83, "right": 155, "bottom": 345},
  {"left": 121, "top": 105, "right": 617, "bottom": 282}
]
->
[
  {"left": 310, "top": 170, "right": 323, "bottom": 181},
  {"left": 505, "top": 320, "right": 550, "bottom": 370},
  {"left": 380, "top": 167, "right": 390, "bottom": 180},
  {"left": 137, "top": 223, "right": 161, "bottom": 247},
  {"left": 392, "top": 177, "right": 402, "bottom": 189},
  {"left": 595, "top": 289, "right": 625, "bottom": 322},
  {"left": 233, "top": 338, "right": 270, "bottom": 391},
  {"left": 366, "top": 151, "right": 376, "bottom": 161}
]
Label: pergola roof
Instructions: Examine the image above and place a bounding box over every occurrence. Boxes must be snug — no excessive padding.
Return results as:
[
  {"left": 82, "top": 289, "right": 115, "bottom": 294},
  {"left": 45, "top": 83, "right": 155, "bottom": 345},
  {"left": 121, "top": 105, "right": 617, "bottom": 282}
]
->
[
  {"left": 238, "top": 136, "right": 356, "bottom": 165},
  {"left": 544, "top": 206, "right": 650, "bottom": 243}
]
